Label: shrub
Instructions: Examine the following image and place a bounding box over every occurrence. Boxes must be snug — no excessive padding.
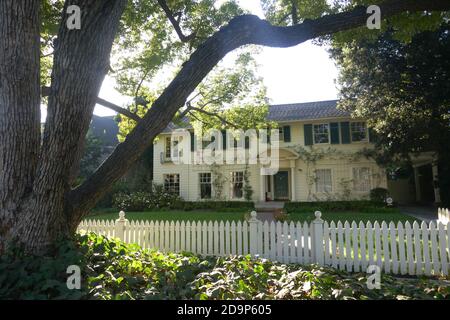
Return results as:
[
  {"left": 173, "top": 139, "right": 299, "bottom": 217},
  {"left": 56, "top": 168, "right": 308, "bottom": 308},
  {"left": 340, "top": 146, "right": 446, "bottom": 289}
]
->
[
  {"left": 284, "top": 200, "right": 388, "bottom": 213},
  {"left": 273, "top": 209, "right": 290, "bottom": 222},
  {"left": 2, "top": 233, "right": 449, "bottom": 300},
  {"left": 158, "top": 200, "right": 255, "bottom": 212},
  {"left": 112, "top": 184, "right": 182, "bottom": 212},
  {"left": 370, "top": 188, "right": 390, "bottom": 203}
]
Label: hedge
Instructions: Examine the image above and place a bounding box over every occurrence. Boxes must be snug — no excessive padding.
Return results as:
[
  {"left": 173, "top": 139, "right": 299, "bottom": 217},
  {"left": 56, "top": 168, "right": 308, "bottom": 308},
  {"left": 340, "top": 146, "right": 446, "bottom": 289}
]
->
[{"left": 284, "top": 200, "right": 390, "bottom": 213}]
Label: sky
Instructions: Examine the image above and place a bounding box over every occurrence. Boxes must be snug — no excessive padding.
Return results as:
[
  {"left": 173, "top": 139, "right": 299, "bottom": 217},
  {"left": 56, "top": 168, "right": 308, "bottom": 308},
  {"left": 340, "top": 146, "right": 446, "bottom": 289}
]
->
[{"left": 42, "top": 0, "right": 339, "bottom": 120}]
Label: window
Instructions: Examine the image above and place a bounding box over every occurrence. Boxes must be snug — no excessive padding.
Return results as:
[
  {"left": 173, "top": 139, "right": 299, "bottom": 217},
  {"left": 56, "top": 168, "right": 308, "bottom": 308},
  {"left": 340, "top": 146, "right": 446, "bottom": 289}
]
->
[
  {"left": 351, "top": 122, "right": 368, "bottom": 142},
  {"left": 231, "top": 171, "right": 244, "bottom": 199},
  {"left": 278, "top": 127, "right": 284, "bottom": 142},
  {"left": 164, "top": 174, "right": 180, "bottom": 195},
  {"left": 165, "top": 136, "right": 182, "bottom": 159},
  {"left": 315, "top": 169, "right": 332, "bottom": 193},
  {"left": 165, "top": 137, "right": 171, "bottom": 158},
  {"left": 199, "top": 173, "right": 212, "bottom": 199},
  {"left": 313, "top": 124, "right": 330, "bottom": 144},
  {"left": 353, "top": 167, "right": 371, "bottom": 192},
  {"left": 202, "top": 136, "right": 215, "bottom": 149}
]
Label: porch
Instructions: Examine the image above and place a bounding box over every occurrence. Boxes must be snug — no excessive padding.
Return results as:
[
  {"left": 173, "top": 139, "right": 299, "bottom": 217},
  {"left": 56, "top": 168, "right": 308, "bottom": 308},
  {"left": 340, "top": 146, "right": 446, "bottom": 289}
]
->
[{"left": 258, "top": 148, "right": 300, "bottom": 202}]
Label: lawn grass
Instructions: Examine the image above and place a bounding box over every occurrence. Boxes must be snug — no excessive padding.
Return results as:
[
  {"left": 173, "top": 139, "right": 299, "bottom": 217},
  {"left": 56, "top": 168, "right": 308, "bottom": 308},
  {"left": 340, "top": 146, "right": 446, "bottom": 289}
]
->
[
  {"left": 87, "top": 209, "right": 247, "bottom": 222},
  {"left": 88, "top": 207, "right": 417, "bottom": 224},
  {"left": 288, "top": 210, "right": 418, "bottom": 224}
]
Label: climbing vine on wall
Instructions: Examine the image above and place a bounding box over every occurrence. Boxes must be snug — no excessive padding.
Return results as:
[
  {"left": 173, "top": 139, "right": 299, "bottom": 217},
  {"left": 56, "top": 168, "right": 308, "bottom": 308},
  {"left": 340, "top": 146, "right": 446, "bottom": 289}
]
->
[
  {"left": 211, "top": 163, "right": 227, "bottom": 200},
  {"left": 288, "top": 145, "right": 384, "bottom": 201},
  {"left": 243, "top": 164, "right": 254, "bottom": 201}
]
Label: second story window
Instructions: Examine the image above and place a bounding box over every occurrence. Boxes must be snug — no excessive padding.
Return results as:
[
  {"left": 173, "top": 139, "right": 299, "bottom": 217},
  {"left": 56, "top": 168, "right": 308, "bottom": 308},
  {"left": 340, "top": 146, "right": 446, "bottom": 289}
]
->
[
  {"left": 165, "top": 136, "right": 182, "bottom": 159},
  {"left": 351, "top": 122, "right": 368, "bottom": 142},
  {"left": 165, "top": 137, "right": 171, "bottom": 158},
  {"left": 278, "top": 127, "right": 284, "bottom": 141},
  {"left": 313, "top": 124, "right": 330, "bottom": 144}
]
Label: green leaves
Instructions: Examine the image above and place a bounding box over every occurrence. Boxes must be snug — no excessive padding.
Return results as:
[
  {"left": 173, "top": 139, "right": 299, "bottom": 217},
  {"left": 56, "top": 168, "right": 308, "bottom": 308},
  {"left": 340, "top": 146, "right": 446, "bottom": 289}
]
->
[{"left": 2, "top": 233, "right": 449, "bottom": 300}]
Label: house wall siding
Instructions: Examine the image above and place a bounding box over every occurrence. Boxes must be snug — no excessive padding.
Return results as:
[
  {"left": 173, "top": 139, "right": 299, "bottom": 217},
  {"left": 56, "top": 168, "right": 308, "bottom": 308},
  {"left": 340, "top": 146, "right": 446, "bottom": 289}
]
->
[{"left": 153, "top": 119, "right": 388, "bottom": 202}]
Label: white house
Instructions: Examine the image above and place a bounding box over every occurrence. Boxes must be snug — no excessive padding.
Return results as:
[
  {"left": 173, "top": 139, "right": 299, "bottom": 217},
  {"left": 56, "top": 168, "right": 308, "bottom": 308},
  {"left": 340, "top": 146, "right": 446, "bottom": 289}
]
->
[{"left": 153, "top": 100, "right": 439, "bottom": 204}]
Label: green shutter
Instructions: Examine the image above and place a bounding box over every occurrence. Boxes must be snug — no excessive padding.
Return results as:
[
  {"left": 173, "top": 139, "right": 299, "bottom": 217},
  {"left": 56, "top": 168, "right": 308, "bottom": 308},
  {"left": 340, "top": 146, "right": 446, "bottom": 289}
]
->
[
  {"left": 368, "top": 127, "right": 377, "bottom": 143},
  {"left": 340, "top": 122, "right": 351, "bottom": 144},
  {"left": 221, "top": 130, "right": 227, "bottom": 149},
  {"left": 330, "top": 122, "right": 340, "bottom": 144},
  {"left": 245, "top": 136, "right": 250, "bottom": 149},
  {"left": 190, "top": 131, "right": 195, "bottom": 151},
  {"left": 283, "top": 126, "right": 291, "bottom": 142},
  {"left": 304, "top": 124, "right": 313, "bottom": 146}
]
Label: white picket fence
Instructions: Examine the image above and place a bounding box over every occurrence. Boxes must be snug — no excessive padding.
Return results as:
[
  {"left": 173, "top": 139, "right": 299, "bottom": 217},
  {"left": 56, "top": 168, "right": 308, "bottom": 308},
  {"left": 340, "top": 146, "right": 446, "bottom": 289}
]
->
[
  {"left": 438, "top": 208, "right": 450, "bottom": 225},
  {"left": 78, "top": 211, "right": 450, "bottom": 276}
]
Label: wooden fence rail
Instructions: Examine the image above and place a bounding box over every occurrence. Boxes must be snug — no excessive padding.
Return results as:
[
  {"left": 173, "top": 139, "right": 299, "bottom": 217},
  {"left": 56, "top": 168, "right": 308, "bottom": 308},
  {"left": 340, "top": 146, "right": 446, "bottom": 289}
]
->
[{"left": 78, "top": 211, "right": 450, "bottom": 276}]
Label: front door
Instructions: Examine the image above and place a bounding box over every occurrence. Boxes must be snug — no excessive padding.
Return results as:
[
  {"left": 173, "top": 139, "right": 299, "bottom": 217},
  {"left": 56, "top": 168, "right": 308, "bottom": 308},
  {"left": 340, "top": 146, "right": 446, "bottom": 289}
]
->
[{"left": 274, "top": 171, "right": 289, "bottom": 200}]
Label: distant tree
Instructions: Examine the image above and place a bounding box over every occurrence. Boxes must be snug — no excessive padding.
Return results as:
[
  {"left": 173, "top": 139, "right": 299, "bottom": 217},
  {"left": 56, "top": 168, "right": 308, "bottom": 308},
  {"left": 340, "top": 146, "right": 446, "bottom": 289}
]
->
[
  {"left": 78, "top": 131, "right": 103, "bottom": 183},
  {"left": 330, "top": 23, "right": 450, "bottom": 204}
]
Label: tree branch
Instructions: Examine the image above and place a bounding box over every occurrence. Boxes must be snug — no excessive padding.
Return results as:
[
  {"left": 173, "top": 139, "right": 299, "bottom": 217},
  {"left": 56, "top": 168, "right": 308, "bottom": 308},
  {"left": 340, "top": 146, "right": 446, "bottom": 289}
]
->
[
  {"left": 70, "top": 0, "right": 450, "bottom": 214},
  {"left": 187, "top": 104, "right": 238, "bottom": 128},
  {"left": 96, "top": 97, "right": 141, "bottom": 122},
  {"left": 156, "top": 0, "right": 196, "bottom": 43},
  {"left": 41, "top": 86, "right": 141, "bottom": 122}
]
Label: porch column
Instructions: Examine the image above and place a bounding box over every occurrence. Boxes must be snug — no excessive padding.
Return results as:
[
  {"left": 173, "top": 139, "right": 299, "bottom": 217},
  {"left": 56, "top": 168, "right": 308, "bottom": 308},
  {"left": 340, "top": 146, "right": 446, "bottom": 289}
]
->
[
  {"left": 259, "top": 168, "right": 265, "bottom": 202},
  {"left": 432, "top": 163, "right": 441, "bottom": 204},
  {"left": 413, "top": 166, "right": 421, "bottom": 202},
  {"left": 290, "top": 160, "right": 296, "bottom": 201}
]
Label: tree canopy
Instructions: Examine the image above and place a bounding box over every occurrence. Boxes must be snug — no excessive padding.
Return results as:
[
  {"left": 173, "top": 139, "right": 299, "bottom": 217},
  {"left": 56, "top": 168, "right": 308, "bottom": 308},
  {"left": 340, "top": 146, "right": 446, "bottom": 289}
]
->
[{"left": 2, "top": 0, "right": 450, "bottom": 253}]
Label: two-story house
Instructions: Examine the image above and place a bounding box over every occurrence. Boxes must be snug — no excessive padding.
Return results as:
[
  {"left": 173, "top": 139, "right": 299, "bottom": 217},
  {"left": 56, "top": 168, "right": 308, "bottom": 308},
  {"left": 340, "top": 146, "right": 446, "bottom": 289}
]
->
[{"left": 153, "top": 100, "right": 439, "bottom": 204}]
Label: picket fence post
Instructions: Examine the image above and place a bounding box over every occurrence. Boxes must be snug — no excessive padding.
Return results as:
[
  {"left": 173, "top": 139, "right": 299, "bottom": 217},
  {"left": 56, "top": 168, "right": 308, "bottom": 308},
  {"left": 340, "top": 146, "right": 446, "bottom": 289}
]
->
[
  {"left": 115, "top": 211, "right": 128, "bottom": 241},
  {"left": 249, "top": 211, "right": 259, "bottom": 256},
  {"left": 311, "top": 211, "right": 325, "bottom": 266}
]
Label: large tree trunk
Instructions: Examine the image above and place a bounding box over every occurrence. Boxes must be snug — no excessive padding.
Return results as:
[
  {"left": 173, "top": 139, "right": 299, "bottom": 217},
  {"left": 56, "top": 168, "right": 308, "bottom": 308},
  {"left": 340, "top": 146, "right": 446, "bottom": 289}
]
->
[
  {"left": 0, "top": 0, "right": 127, "bottom": 254},
  {"left": 0, "top": 0, "right": 449, "bottom": 255},
  {"left": 0, "top": 0, "right": 41, "bottom": 252}
]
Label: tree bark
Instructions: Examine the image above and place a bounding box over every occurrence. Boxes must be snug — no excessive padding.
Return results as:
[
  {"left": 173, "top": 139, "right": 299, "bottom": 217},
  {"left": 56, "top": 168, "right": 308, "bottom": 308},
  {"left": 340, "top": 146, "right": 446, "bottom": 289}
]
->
[
  {"left": 1, "top": 0, "right": 449, "bottom": 254},
  {"left": 1, "top": 0, "right": 127, "bottom": 254},
  {"left": 0, "top": 0, "right": 41, "bottom": 251}
]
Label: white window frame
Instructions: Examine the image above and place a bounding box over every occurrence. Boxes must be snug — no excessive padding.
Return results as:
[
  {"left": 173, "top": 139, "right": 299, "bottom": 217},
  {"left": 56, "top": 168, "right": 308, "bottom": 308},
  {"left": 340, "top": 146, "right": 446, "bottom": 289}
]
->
[
  {"left": 278, "top": 127, "right": 284, "bottom": 142},
  {"left": 315, "top": 169, "right": 333, "bottom": 193},
  {"left": 163, "top": 174, "right": 180, "bottom": 195},
  {"left": 165, "top": 136, "right": 171, "bottom": 158},
  {"left": 350, "top": 122, "right": 368, "bottom": 142},
  {"left": 352, "top": 167, "right": 371, "bottom": 192},
  {"left": 231, "top": 171, "right": 244, "bottom": 199},
  {"left": 199, "top": 172, "right": 212, "bottom": 200},
  {"left": 313, "top": 123, "right": 330, "bottom": 144},
  {"left": 165, "top": 136, "right": 183, "bottom": 160}
]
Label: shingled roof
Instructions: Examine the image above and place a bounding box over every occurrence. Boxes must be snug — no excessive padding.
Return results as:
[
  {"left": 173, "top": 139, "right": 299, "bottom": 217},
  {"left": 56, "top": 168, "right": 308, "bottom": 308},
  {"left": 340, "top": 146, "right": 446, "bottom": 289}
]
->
[
  {"left": 161, "top": 100, "right": 350, "bottom": 132},
  {"left": 267, "top": 100, "right": 349, "bottom": 122}
]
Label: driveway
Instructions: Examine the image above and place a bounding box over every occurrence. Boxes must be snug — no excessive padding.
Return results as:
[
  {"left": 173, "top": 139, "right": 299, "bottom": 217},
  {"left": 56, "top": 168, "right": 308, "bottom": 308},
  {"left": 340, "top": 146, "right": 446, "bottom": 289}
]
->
[{"left": 399, "top": 206, "right": 438, "bottom": 222}]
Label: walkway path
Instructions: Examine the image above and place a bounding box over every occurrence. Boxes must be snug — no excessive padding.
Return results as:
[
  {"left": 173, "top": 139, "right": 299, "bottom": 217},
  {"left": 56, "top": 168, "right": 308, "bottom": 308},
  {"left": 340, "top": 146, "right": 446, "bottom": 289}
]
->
[
  {"left": 254, "top": 202, "right": 284, "bottom": 222},
  {"left": 399, "top": 206, "right": 438, "bottom": 222}
]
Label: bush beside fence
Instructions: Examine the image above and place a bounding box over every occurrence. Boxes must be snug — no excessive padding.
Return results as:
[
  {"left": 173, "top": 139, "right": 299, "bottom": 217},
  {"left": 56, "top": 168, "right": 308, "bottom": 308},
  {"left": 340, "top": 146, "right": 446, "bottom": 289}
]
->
[{"left": 78, "top": 211, "right": 450, "bottom": 277}]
